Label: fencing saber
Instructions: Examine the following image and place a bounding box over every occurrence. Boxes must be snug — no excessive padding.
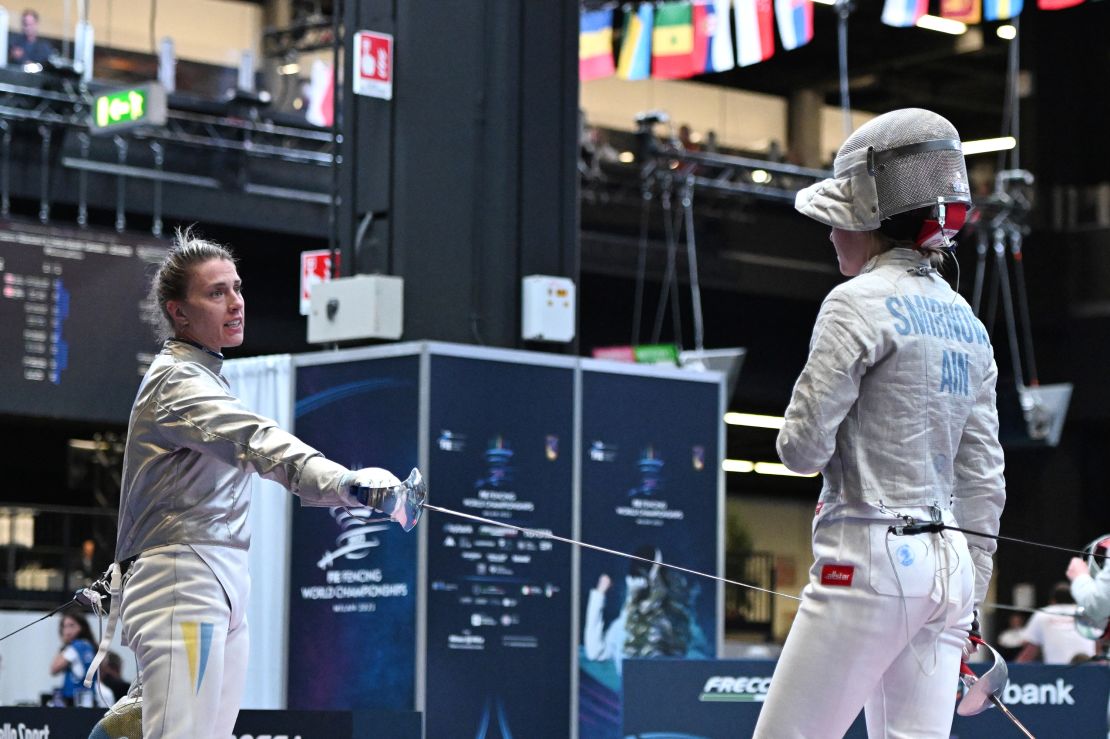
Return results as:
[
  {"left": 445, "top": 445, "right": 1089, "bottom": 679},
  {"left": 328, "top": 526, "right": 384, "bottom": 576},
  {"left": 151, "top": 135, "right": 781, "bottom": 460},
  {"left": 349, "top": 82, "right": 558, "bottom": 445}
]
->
[
  {"left": 959, "top": 638, "right": 1037, "bottom": 738},
  {"left": 420, "top": 502, "right": 801, "bottom": 602}
]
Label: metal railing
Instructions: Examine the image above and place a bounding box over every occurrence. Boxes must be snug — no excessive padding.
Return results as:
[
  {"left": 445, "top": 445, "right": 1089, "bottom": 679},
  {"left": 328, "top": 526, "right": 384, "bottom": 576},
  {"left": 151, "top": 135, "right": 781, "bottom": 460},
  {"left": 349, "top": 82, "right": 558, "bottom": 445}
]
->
[{"left": 0, "top": 503, "right": 117, "bottom": 609}]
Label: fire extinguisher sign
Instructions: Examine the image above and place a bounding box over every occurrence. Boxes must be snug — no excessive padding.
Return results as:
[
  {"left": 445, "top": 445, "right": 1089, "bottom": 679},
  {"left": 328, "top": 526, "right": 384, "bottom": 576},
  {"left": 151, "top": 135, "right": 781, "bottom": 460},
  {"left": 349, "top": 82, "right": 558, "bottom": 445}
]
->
[{"left": 353, "top": 30, "right": 393, "bottom": 100}]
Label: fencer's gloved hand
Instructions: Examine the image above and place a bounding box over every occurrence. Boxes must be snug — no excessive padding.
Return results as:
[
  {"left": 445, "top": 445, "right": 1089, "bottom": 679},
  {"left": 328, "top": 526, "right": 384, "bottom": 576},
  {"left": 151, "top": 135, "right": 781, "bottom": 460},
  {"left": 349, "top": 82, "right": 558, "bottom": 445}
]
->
[
  {"left": 349, "top": 467, "right": 427, "bottom": 532},
  {"left": 962, "top": 609, "right": 982, "bottom": 663}
]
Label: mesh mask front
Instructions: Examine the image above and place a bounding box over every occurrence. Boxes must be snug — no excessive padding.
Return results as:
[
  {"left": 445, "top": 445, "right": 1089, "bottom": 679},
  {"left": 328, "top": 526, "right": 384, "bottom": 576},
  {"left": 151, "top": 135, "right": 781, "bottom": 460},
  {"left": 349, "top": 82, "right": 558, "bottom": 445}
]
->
[{"left": 833, "top": 108, "right": 971, "bottom": 221}]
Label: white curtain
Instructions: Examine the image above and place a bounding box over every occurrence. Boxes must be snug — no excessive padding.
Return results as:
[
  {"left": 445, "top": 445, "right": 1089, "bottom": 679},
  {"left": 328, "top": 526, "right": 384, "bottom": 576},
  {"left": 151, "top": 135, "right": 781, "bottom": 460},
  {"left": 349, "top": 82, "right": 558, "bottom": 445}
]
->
[{"left": 223, "top": 354, "right": 294, "bottom": 709}]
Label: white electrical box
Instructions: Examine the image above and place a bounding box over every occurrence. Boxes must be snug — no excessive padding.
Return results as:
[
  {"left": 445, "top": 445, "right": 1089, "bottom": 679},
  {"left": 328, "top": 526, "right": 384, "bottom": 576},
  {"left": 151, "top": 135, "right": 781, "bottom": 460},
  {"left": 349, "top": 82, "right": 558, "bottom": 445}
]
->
[
  {"left": 308, "top": 275, "right": 403, "bottom": 343},
  {"left": 521, "top": 275, "right": 576, "bottom": 342}
]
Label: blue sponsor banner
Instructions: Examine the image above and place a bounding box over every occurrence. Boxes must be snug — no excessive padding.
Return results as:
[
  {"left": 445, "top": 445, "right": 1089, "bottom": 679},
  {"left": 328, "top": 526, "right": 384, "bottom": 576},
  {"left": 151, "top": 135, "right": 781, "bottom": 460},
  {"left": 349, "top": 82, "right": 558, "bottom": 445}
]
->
[
  {"left": 287, "top": 356, "right": 420, "bottom": 710},
  {"left": 425, "top": 353, "right": 575, "bottom": 739},
  {"left": 579, "top": 370, "right": 720, "bottom": 739},
  {"left": 0, "top": 707, "right": 422, "bottom": 738},
  {"left": 952, "top": 661, "right": 1110, "bottom": 737},
  {"left": 623, "top": 659, "right": 1110, "bottom": 738},
  {"left": 623, "top": 659, "right": 865, "bottom": 738}
]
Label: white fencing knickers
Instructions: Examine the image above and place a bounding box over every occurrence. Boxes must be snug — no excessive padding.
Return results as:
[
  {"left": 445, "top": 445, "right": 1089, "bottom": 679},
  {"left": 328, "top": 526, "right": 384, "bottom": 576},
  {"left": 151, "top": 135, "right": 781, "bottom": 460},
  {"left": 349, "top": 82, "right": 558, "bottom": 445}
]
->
[
  {"left": 753, "top": 508, "right": 975, "bottom": 739},
  {"left": 120, "top": 545, "right": 250, "bottom": 739}
]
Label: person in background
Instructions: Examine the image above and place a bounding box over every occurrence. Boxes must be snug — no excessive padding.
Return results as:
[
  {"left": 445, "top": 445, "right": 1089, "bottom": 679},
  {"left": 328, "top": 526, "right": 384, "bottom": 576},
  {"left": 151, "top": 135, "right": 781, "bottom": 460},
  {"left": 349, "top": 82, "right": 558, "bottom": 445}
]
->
[
  {"left": 1015, "top": 582, "right": 1096, "bottom": 664},
  {"left": 9, "top": 9, "right": 55, "bottom": 65},
  {"left": 96, "top": 651, "right": 131, "bottom": 704},
  {"left": 1067, "top": 539, "right": 1110, "bottom": 629},
  {"left": 78, "top": 538, "right": 99, "bottom": 580},
  {"left": 51, "top": 610, "right": 99, "bottom": 707},
  {"left": 995, "top": 612, "right": 1028, "bottom": 662}
]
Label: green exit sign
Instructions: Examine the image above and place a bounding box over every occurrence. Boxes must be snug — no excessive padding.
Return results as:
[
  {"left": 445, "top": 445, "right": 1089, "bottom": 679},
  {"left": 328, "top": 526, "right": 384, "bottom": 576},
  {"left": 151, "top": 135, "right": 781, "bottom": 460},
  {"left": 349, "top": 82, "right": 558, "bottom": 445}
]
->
[{"left": 90, "top": 83, "right": 167, "bottom": 133}]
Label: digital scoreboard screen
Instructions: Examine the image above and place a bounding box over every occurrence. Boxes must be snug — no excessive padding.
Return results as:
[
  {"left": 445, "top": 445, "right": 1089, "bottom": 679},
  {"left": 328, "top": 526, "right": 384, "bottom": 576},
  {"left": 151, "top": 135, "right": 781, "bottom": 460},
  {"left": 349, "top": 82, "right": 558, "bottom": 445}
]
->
[{"left": 0, "top": 220, "right": 168, "bottom": 423}]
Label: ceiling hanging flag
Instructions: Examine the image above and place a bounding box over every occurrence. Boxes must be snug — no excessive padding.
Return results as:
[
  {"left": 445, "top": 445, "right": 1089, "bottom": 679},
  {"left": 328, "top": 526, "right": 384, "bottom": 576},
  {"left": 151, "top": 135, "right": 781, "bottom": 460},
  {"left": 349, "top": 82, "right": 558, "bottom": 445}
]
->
[
  {"left": 735, "top": 0, "right": 775, "bottom": 66},
  {"left": 692, "top": 0, "right": 735, "bottom": 73},
  {"left": 653, "top": 1, "right": 696, "bottom": 79},
  {"left": 691, "top": 1, "right": 715, "bottom": 74},
  {"left": 617, "top": 3, "right": 655, "bottom": 80},
  {"left": 774, "top": 0, "right": 814, "bottom": 51},
  {"left": 940, "top": 0, "right": 982, "bottom": 23},
  {"left": 983, "top": 0, "right": 1023, "bottom": 20},
  {"left": 709, "top": 0, "right": 737, "bottom": 71},
  {"left": 579, "top": 9, "right": 616, "bottom": 81},
  {"left": 881, "top": 0, "right": 928, "bottom": 26}
]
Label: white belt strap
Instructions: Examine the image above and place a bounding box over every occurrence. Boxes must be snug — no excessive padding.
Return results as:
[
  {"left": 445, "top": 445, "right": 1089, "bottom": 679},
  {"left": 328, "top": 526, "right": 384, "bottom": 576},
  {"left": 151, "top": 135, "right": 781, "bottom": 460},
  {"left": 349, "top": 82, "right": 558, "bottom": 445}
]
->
[{"left": 84, "top": 562, "right": 123, "bottom": 688}]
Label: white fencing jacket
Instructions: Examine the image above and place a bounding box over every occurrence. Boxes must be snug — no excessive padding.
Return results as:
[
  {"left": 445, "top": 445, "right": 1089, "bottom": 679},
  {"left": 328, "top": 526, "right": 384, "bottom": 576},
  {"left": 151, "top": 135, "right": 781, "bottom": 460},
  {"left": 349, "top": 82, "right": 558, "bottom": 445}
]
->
[
  {"left": 116, "top": 339, "right": 358, "bottom": 562},
  {"left": 777, "top": 247, "right": 1006, "bottom": 607}
]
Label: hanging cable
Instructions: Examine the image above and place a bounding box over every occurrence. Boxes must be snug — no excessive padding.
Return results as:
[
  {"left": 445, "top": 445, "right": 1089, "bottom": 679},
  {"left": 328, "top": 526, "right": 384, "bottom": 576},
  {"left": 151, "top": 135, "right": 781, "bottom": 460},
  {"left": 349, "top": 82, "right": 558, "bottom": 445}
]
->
[
  {"left": 682, "top": 175, "right": 706, "bottom": 353},
  {"left": 1008, "top": 224, "right": 1039, "bottom": 386},
  {"left": 836, "top": 0, "right": 853, "bottom": 139},
  {"left": 991, "top": 225, "right": 1027, "bottom": 388},
  {"left": 631, "top": 183, "right": 652, "bottom": 345},
  {"left": 669, "top": 191, "right": 684, "bottom": 350},
  {"left": 651, "top": 179, "right": 679, "bottom": 345}
]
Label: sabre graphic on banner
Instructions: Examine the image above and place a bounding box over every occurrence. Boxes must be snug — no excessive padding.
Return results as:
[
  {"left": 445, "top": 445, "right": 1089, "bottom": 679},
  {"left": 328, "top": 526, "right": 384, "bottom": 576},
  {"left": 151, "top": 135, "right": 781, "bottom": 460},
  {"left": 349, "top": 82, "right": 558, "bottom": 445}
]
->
[{"left": 353, "top": 30, "right": 393, "bottom": 100}]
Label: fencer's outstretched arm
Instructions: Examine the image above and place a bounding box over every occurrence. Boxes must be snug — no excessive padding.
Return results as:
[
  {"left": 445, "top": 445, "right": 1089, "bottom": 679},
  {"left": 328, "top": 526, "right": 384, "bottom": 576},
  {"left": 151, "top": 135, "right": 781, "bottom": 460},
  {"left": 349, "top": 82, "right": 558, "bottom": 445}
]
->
[
  {"left": 951, "top": 359, "right": 1006, "bottom": 609},
  {"left": 149, "top": 363, "right": 376, "bottom": 508},
  {"left": 777, "top": 295, "right": 880, "bottom": 474},
  {"left": 1070, "top": 558, "right": 1110, "bottom": 624}
]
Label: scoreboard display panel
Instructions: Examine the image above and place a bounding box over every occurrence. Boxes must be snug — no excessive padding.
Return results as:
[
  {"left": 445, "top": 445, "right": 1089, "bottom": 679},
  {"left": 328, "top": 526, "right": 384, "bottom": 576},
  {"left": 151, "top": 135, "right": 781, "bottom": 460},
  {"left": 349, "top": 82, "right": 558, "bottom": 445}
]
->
[{"left": 0, "top": 220, "right": 168, "bottom": 423}]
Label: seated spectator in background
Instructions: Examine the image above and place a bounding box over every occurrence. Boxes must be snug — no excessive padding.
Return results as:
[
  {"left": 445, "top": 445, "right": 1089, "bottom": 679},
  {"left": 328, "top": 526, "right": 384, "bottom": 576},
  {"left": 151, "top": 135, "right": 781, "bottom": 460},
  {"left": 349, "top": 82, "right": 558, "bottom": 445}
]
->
[
  {"left": 1015, "top": 582, "right": 1097, "bottom": 664},
  {"left": 766, "top": 139, "right": 785, "bottom": 163},
  {"left": 97, "top": 651, "right": 130, "bottom": 703},
  {"left": 9, "top": 9, "right": 55, "bottom": 65},
  {"left": 995, "top": 612, "right": 1028, "bottom": 662},
  {"left": 678, "top": 124, "right": 700, "bottom": 152},
  {"left": 704, "top": 130, "right": 719, "bottom": 154},
  {"left": 50, "top": 610, "right": 100, "bottom": 707}
]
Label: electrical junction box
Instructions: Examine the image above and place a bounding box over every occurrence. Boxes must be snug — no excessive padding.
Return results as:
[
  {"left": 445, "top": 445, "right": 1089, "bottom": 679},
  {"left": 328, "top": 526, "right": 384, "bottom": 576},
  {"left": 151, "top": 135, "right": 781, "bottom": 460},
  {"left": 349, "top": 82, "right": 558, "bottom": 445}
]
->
[
  {"left": 521, "top": 275, "right": 576, "bottom": 342},
  {"left": 308, "top": 274, "right": 403, "bottom": 343}
]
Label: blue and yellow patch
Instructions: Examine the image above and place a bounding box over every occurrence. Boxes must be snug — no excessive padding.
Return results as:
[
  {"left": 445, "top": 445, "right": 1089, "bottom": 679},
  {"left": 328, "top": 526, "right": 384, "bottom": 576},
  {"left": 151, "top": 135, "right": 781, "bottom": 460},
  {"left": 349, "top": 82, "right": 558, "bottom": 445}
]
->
[{"left": 180, "top": 621, "right": 214, "bottom": 694}]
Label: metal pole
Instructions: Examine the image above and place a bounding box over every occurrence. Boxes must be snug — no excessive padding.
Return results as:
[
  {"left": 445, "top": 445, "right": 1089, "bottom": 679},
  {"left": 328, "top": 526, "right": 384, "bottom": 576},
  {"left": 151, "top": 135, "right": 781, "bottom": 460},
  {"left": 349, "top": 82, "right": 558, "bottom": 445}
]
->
[
  {"left": 992, "top": 225, "right": 1026, "bottom": 388},
  {"left": 38, "top": 125, "right": 52, "bottom": 224},
  {"left": 836, "top": 0, "right": 853, "bottom": 139},
  {"left": 151, "top": 142, "right": 164, "bottom": 237},
  {"left": 682, "top": 175, "right": 705, "bottom": 353},
  {"left": 631, "top": 183, "right": 652, "bottom": 345},
  {"left": 0, "top": 120, "right": 11, "bottom": 218},
  {"left": 114, "top": 135, "right": 128, "bottom": 233},
  {"left": 77, "top": 132, "right": 90, "bottom": 227},
  {"left": 1008, "top": 226, "right": 1038, "bottom": 385}
]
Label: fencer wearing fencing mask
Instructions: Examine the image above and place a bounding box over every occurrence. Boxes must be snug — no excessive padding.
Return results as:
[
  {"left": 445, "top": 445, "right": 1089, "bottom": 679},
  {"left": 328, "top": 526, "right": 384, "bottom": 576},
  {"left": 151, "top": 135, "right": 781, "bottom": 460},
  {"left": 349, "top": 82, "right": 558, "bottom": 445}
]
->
[{"left": 753, "top": 109, "right": 1006, "bottom": 739}]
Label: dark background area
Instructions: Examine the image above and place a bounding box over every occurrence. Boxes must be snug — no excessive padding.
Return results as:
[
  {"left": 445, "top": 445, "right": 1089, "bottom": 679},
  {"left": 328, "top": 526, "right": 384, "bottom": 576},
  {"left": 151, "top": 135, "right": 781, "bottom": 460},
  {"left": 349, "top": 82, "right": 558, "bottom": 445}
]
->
[{"left": 1, "top": 0, "right": 1108, "bottom": 616}]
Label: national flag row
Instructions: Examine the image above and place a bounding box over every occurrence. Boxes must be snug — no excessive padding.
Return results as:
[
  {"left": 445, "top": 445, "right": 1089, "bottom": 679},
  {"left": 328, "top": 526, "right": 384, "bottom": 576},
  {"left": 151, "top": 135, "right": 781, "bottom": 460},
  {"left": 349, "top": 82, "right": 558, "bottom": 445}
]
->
[
  {"left": 880, "top": 0, "right": 1079, "bottom": 30},
  {"left": 579, "top": 0, "right": 813, "bottom": 82},
  {"left": 582, "top": 0, "right": 1091, "bottom": 82}
]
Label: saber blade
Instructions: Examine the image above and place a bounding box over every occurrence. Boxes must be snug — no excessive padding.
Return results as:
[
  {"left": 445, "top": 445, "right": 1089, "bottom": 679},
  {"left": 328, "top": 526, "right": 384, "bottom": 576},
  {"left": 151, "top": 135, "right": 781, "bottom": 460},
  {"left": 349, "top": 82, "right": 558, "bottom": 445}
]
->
[
  {"left": 990, "top": 695, "right": 1036, "bottom": 739},
  {"left": 420, "top": 502, "right": 801, "bottom": 601}
]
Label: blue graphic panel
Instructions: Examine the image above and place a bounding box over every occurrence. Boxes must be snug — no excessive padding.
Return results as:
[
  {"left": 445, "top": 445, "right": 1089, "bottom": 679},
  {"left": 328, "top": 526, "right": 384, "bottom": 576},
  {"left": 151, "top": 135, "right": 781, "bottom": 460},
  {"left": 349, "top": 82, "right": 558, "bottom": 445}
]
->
[
  {"left": 579, "top": 370, "right": 721, "bottom": 739},
  {"left": 287, "top": 356, "right": 420, "bottom": 710},
  {"left": 425, "top": 354, "right": 575, "bottom": 739},
  {"left": 623, "top": 658, "right": 1110, "bottom": 738}
]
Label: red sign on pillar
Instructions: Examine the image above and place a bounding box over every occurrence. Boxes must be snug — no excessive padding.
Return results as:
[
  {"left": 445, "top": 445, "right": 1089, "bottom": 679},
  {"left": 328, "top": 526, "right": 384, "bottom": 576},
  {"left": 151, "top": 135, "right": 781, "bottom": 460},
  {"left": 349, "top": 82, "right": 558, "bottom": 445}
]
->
[
  {"left": 300, "top": 249, "right": 339, "bottom": 315},
  {"left": 353, "top": 30, "right": 394, "bottom": 100}
]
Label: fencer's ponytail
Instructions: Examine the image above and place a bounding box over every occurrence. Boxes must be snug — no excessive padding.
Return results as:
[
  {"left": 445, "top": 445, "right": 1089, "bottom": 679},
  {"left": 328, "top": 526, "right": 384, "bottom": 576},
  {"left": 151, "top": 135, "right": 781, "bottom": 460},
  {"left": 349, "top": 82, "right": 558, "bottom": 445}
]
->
[
  {"left": 147, "top": 226, "right": 236, "bottom": 342},
  {"left": 877, "top": 207, "right": 947, "bottom": 269}
]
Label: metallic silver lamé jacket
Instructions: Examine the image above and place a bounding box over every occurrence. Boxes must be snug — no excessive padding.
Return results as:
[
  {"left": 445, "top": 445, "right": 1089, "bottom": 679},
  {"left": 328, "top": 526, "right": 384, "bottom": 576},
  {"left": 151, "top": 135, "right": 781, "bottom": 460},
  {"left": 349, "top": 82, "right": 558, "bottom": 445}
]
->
[
  {"left": 115, "top": 340, "right": 354, "bottom": 562},
  {"left": 776, "top": 248, "right": 1006, "bottom": 604}
]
